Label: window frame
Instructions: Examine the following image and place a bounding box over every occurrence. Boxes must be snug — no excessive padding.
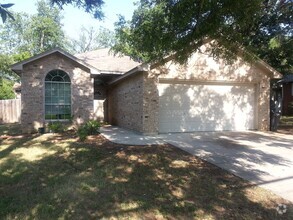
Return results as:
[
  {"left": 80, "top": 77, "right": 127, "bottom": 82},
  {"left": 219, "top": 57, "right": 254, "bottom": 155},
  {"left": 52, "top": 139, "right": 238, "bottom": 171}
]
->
[{"left": 44, "top": 70, "right": 72, "bottom": 121}]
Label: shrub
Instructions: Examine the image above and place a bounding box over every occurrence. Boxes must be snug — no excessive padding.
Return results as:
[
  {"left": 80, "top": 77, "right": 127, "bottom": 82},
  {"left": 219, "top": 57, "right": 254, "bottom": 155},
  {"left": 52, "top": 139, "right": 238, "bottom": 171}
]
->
[
  {"left": 77, "top": 126, "right": 88, "bottom": 141},
  {"left": 85, "top": 120, "right": 100, "bottom": 135},
  {"left": 77, "top": 120, "right": 100, "bottom": 141},
  {"left": 0, "top": 78, "right": 16, "bottom": 100},
  {"left": 48, "top": 122, "right": 64, "bottom": 133}
]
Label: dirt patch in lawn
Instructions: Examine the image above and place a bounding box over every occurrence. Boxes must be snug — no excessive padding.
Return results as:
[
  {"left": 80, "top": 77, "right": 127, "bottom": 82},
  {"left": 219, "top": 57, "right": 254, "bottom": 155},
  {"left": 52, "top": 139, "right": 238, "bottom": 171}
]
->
[
  {"left": 0, "top": 132, "right": 292, "bottom": 219},
  {"left": 278, "top": 116, "right": 293, "bottom": 134},
  {"left": 276, "top": 126, "right": 293, "bottom": 135}
]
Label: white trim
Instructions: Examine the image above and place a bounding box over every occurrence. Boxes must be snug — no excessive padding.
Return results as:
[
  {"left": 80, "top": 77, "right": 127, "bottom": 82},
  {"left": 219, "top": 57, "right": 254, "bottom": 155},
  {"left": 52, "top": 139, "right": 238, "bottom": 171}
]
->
[
  {"left": 44, "top": 70, "right": 72, "bottom": 121},
  {"left": 99, "top": 71, "right": 124, "bottom": 75},
  {"left": 159, "top": 78, "right": 257, "bottom": 86}
]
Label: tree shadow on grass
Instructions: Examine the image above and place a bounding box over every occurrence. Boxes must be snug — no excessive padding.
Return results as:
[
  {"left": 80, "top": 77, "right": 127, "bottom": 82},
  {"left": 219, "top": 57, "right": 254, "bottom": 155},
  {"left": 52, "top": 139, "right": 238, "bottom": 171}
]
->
[{"left": 0, "top": 133, "right": 292, "bottom": 219}]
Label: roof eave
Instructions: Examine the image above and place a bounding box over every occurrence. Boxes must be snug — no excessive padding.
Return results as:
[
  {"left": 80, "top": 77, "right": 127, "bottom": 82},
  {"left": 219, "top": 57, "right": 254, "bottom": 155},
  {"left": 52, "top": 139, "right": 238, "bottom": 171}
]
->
[
  {"left": 10, "top": 48, "right": 101, "bottom": 75},
  {"left": 108, "top": 64, "right": 150, "bottom": 85},
  {"left": 254, "top": 58, "right": 282, "bottom": 79}
]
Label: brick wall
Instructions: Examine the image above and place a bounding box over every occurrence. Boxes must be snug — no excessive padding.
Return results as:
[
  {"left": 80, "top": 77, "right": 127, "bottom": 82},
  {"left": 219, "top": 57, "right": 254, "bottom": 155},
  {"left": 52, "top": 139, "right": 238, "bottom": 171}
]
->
[
  {"left": 142, "top": 73, "right": 159, "bottom": 134},
  {"left": 21, "top": 52, "right": 93, "bottom": 133},
  {"left": 107, "top": 72, "right": 144, "bottom": 133}
]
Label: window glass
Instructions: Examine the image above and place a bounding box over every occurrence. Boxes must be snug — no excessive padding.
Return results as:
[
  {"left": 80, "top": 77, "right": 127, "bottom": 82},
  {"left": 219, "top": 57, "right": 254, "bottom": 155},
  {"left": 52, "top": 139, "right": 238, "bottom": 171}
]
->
[{"left": 45, "top": 70, "right": 71, "bottom": 120}]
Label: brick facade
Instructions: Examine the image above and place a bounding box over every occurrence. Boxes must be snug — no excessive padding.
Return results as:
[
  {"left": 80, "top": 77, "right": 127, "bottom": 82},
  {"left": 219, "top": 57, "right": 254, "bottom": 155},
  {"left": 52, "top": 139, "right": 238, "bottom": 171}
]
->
[
  {"left": 107, "top": 72, "right": 144, "bottom": 133},
  {"left": 16, "top": 46, "right": 280, "bottom": 134},
  {"left": 142, "top": 73, "right": 159, "bottom": 134},
  {"left": 108, "top": 45, "right": 279, "bottom": 134},
  {"left": 21, "top": 53, "right": 93, "bottom": 133}
]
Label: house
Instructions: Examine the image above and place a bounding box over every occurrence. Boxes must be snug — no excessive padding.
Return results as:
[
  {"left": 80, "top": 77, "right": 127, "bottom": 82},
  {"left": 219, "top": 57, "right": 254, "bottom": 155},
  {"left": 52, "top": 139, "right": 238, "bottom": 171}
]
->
[
  {"left": 11, "top": 43, "right": 281, "bottom": 134},
  {"left": 281, "top": 74, "right": 293, "bottom": 116}
]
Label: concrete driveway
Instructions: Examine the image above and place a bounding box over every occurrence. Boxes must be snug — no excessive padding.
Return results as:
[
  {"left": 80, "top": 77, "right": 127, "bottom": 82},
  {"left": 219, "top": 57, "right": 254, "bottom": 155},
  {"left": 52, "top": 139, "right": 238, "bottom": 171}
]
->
[
  {"left": 101, "top": 126, "right": 293, "bottom": 202},
  {"left": 161, "top": 131, "right": 293, "bottom": 202}
]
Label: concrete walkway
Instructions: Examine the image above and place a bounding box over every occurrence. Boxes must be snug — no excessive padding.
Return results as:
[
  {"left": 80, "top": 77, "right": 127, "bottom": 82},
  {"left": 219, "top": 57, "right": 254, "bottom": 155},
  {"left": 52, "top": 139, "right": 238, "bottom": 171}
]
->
[
  {"left": 100, "top": 126, "right": 164, "bottom": 145},
  {"left": 100, "top": 126, "right": 293, "bottom": 202}
]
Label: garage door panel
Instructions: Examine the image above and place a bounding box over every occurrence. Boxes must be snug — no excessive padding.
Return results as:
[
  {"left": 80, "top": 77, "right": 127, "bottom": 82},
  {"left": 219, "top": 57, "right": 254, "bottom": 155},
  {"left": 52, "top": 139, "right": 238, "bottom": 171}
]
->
[{"left": 158, "top": 83, "right": 255, "bottom": 133}]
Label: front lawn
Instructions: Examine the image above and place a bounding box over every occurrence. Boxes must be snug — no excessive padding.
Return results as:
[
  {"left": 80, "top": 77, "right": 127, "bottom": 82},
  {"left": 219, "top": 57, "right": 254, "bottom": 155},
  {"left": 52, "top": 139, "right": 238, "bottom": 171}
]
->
[
  {"left": 278, "top": 116, "right": 293, "bottom": 134},
  {"left": 0, "top": 125, "right": 292, "bottom": 219},
  {"left": 280, "top": 116, "right": 293, "bottom": 126}
]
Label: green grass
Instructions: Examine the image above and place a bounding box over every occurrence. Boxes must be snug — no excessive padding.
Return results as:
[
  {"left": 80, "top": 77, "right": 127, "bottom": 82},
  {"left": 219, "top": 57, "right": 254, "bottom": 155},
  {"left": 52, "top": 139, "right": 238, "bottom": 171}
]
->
[
  {"left": 0, "top": 123, "right": 22, "bottom": 135},
  {"left": 0, "top": 125, "right": 292, "bottom": 219},
  {"left": 280, "top": 116, "right": 293, "bottom": 126}
]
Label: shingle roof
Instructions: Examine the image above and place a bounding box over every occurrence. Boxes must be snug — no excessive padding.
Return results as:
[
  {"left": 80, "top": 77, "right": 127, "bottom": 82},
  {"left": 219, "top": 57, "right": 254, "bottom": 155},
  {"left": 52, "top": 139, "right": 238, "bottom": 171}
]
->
[{"left": 75, "top": 48, "right": 141, "bottom": 73}]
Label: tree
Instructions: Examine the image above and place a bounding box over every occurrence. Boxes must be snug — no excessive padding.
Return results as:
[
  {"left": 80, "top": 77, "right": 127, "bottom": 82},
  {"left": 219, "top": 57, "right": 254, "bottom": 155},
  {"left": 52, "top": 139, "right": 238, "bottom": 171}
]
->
[
  {"left": 113, "top": 0, "right": 265, "bottom": 63},
  {"left": 0, "top": 49, "right": 15, "bottom": 100},
  {"left": 50, "top": 0, "right": 104, "bottom": 19},
  {"left": 243, "top": 0, "right": 292, "bottom": 75},
  {"left": 113, "top": 0, "right": 292, "bottom": 73},
  {"left": 0, "top": 0, "right": 64, "bottom": 84},
  {"left": 0, "top": 53, "right": 30, "bottom": 81},
  {"left": 0, "top": 0, "right": 104, "bottom": 23},
  {"left": 0, "top": 12, "right": 30, "bottom": 54},
  {"left": 0, "top": 3, "right": 14, "bottom": 23},
  {"left": 69, "top": 26, "right": 115, "bottom": 53},
  {"left": 25, "top": 0, "right": 66, "bottom": 54},
  {"left": 95, "top": 27, "right": 115, "bottom": 49},
  {"left": 0, "top": 1, "right": 67, "bottom": 55},
  {"left": 0, "top": 78, "right": 15, "bottom": 99}
]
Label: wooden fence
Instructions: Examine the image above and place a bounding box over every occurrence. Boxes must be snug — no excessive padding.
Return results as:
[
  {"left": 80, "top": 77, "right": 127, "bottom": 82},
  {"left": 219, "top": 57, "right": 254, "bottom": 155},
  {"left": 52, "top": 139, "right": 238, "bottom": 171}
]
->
[{"left": 0, "top": 99, "right": 21, "bottom": 124}]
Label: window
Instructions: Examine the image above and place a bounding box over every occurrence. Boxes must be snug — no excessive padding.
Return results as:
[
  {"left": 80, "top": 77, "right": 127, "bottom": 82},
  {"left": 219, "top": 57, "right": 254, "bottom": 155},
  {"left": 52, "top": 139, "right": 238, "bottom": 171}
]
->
[{"left": 45, "top": 70, "right": 71, "bottom": 120}]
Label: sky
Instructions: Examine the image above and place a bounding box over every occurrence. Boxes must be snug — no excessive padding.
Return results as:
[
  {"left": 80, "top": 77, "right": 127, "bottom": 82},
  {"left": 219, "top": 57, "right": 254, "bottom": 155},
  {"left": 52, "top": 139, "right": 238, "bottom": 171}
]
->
[{"left": 3, "top": 0, "right": 137, "bottom": 39}]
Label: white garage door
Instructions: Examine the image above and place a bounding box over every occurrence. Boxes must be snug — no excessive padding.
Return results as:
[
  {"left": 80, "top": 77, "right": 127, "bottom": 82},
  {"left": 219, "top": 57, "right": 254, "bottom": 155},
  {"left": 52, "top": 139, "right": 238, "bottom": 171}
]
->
[{"left": 158, "top": 83, "right": 256, "bottom": 133}]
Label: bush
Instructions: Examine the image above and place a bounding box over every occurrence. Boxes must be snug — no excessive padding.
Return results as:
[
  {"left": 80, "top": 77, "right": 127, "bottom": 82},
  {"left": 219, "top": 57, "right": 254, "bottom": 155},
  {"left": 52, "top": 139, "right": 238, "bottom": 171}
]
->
[
  {"left": 0, "top": 78, "right": 16, "bottom": 100},
  {"left": 48, "top": 122, "right": 65, "bottom": 133},
  {"left": 77, "top": 126, "right": 88, "bottom": 141},
  {"left": 77, "top": 120, "right": 101, "bottom": 141},
  {"left": 85, "top": 120, "right": 101, "bottom": 135}
]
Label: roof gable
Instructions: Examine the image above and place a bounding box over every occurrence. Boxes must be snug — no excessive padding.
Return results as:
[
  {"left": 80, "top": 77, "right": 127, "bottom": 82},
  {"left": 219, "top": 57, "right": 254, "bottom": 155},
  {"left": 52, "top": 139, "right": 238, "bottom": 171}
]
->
[
  {"left": 150, "top": 41, "right": 282, "bottom": 79},
  {"left": 110, "top": 41, "right": 282, "bottom": 85},
  {"left": 11, "top": 48, "right": 99, "bottom": 75}
]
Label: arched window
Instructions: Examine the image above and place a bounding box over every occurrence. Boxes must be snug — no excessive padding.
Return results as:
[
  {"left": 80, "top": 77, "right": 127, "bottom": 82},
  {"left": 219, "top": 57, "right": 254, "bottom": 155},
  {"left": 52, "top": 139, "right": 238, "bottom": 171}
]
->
[{"left": 45, "top": 70, "right": 71, "bottom": 120}]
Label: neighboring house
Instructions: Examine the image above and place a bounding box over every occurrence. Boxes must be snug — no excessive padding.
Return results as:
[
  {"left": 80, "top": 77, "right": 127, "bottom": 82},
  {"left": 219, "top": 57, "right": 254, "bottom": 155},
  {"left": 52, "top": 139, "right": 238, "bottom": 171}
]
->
[
  {"left": 281, "top": 74, "right": 293, "bottom": 116},
  {"left": 11, "top": 44, "right": 281, "bottom": 134}
]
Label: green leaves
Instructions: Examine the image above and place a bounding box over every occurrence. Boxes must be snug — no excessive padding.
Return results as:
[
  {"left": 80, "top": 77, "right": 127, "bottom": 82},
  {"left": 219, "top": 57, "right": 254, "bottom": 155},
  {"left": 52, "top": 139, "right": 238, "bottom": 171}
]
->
[
  {"left": 0, "top": 3, "right": 14, "bottom": 23},
  {"left": 1, "top": 0, "right": 105, "bottom": 23},
  {"left": 0, "top": 77, "right": 15, "bottom": 100},
  {"left": 50, "top": 0, "right": 104, "bottom": 19},
  {"left": 113, "top": 0, "right": 291, "bottom": 74},
  {"left": 0, "top": 0, "right": 66, "bottom": 85},
  {"left": 0, "top": 1, "right": 66, "bottom": 55},
  {"left": 69, "top": 26, "right": 115, "bottom": 53},
  {"left": 243, "top": 0, "right": 293, "bottom": 75},
  {"left": 113, "top": 0, "right": 265, "bottom": 64}
]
